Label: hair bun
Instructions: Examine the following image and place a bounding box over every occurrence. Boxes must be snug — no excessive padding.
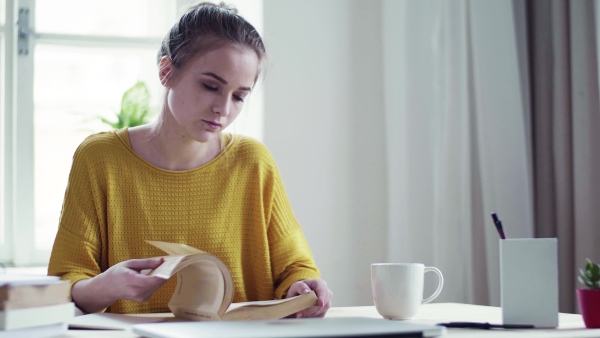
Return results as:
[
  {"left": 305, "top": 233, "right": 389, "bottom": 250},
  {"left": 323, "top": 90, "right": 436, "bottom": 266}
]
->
[
  {"left": 216, "top": 1, "right": 238, "bottom": 14},
  {"left": 194, "top": 2, "right": 238, "bottom": 15}
]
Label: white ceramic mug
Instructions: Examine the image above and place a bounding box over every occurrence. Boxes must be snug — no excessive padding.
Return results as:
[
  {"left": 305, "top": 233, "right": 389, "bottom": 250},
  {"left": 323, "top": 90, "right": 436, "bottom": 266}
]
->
[{"left": 371, "top": 263, "right": 444, "bottom": 320}]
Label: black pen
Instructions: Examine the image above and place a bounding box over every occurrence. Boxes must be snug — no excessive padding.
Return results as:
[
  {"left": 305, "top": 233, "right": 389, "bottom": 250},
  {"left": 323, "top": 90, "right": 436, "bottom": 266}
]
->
[
  {"left": 490, "top": 213, "right": 506, "bottom": 239},
  {"left": 438, "top": 322, "right": 534, "bottom": 329}
]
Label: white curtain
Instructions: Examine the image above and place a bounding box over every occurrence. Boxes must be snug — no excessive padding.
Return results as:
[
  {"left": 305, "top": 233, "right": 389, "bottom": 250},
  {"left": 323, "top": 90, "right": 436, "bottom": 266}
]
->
[
  {"left": 263, "top": 0, "right": 600, "bottom": 309},
  {"left": 382, "top": 0, "right": 534, "bottom": 306}
]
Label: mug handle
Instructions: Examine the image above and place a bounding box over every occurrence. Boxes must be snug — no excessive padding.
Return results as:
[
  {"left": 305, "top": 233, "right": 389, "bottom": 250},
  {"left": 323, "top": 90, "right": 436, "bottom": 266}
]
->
[{"left": 422, "top": 267, "right": 444, "bottom": 304}]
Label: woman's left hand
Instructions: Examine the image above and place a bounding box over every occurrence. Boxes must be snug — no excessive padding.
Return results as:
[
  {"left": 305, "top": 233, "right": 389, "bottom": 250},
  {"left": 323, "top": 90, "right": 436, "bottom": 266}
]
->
[{"left": 285, "top": 279, "right": 333, "bottom": 318}]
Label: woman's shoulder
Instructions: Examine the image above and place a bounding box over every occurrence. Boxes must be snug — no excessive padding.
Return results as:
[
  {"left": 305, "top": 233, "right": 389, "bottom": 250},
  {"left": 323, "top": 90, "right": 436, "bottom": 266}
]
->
[
  {"left": 74, "top": 129, "right": 127, "bottom": 158},
  {"left": 228, "top": 134, "right": 275, "bottom": 163},
  {"left": 223, "top": 134, "right": 282, "bottom": 173}
]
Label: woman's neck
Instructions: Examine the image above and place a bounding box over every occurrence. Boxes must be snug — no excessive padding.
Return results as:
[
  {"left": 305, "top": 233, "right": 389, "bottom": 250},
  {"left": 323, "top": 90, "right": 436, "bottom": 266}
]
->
[{"left": 130, "top": 121, "right": 222, "bottom": 171}]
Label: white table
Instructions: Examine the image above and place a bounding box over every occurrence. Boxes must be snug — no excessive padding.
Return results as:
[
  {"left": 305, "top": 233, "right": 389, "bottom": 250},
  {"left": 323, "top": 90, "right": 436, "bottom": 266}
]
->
[{"left": 62, "top": 303, "right": 596, "bottom": 337}]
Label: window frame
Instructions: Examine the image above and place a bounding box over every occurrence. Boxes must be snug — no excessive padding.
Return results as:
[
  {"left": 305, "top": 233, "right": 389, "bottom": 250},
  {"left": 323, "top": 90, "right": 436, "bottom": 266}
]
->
[
  {"left": 2, "top": 0, "right": 186, "bottom": 266},
  {"left": 2, "top": 0, "right": 16, "bottom": 263}
]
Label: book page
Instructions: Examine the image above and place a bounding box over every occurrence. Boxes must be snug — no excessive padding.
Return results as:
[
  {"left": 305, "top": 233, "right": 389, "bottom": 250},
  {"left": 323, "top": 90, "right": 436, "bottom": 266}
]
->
[
  {"left": 227, "top": 296, "right": 306, "bottom": 310},
  {"left": 167, "top": 259, "right": 227, "bottom": 320},
  {"left": 146, "top": 240, "right": 206, "bottom": 256},
  {"left": 223, "top": 291, "right": 318, "bottom": 321},
  {"left": 145, "top": 240, "right": 234, "bottom": 321},
  {"left": 145, "top": 256, "right": 187, "bottom": 279}
]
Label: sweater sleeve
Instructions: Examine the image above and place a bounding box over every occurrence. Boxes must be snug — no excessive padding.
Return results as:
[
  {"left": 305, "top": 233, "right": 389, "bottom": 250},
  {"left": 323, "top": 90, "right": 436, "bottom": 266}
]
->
[
  {"left": 48, "top": 140, "right": 106, "bottom": 287},
  {"left": 266, "top": 165, "right": 321, "bottom": 299}
]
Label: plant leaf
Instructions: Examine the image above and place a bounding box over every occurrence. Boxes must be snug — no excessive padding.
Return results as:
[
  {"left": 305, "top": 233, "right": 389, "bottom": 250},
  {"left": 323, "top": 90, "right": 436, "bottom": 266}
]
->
[
  {"left": 120, "top": 81, "right": 151, "bottom": 127},
  {"left": 580, "top": 259, "right": 600, "bottom": 289},
  {"left": 101, "top": 81, "right": 153, "bottom": 129}
]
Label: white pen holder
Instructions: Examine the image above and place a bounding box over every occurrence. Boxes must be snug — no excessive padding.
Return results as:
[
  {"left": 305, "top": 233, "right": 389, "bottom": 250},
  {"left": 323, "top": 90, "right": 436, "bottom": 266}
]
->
[{"left": 500, "top": 238, "right": 559, "bottom": 328}]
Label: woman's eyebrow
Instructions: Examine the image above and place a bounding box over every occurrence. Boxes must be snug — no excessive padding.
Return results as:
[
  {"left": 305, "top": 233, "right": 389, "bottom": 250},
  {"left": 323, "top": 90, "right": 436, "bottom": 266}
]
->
[
  {"left": 202, "top": 72, "right": 252, "bottom": 91},
  {"left": 202, "top": 72, "right": 227, "bottom": 84}
]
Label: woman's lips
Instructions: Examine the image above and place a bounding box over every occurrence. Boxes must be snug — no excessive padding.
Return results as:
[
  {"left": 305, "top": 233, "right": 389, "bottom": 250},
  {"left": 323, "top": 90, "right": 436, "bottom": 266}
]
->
[{"left": 203, "top": 120, "right": 222, "bottom": 130}]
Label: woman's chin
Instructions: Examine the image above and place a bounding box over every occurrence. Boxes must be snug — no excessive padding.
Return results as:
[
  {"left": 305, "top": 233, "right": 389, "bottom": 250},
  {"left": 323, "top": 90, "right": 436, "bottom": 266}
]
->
[{"left": 191, "top": 130, "right": 219, "bottom": 144}]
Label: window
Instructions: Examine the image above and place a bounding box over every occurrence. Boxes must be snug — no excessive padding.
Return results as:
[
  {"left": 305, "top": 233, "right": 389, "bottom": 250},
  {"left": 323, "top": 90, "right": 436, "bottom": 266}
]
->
[
  {"left": 1, "top": 0, "right": 264, "bottom": 266},
  {"left": 1, "top": 0, "right": 11, "bottom": 262}
]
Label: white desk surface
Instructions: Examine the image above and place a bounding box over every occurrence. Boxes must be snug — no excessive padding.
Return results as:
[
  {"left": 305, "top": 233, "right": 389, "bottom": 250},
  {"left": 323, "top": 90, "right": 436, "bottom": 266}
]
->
[{"left": 61, "top": 302, "right": 597, "bottom": 337}]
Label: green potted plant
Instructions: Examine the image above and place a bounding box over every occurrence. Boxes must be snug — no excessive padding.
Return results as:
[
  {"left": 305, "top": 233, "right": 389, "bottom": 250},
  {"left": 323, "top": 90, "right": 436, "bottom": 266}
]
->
[
  {"left": 101, "top": 81, "right": 154, "bottom": 129},
  {"left": 577, "top": 258, "right": 600, "bottom": 328}
]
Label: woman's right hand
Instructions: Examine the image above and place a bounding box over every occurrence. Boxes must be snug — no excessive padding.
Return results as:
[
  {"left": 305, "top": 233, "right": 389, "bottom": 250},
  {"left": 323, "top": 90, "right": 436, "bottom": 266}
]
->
[{"left": 71, "top": 258, "right": 167, "bottom": 314}]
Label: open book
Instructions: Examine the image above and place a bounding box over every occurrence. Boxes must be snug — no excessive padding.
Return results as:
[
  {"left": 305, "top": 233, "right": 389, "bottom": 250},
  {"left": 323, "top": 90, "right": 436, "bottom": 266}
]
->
[{"left": 145, "top": 241, "right": 318, "bottom": 321}]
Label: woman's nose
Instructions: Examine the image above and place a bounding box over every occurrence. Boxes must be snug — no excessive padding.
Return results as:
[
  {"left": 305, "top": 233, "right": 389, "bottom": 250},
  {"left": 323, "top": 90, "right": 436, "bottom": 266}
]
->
[{"left": 211, "top": 96, "right": 231, "bottom": 116}]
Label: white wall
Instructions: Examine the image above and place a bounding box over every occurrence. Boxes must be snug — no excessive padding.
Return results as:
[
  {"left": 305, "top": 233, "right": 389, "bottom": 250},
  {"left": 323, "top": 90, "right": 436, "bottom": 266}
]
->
[{"left": 263, "top": 0, "right": 387, "bottom": 306}]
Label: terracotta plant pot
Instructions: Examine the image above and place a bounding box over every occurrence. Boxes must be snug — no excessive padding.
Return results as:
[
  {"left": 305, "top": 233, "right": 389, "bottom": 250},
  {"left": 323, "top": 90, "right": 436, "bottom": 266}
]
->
[{"left": 577, "top": 288, "right": 600, "bottom": 328}]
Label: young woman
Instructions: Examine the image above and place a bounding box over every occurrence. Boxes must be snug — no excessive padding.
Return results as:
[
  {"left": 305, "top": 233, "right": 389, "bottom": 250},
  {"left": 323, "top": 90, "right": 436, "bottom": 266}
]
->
[{"left": 48, "top": 2, "right": 332, "bottom": 317}]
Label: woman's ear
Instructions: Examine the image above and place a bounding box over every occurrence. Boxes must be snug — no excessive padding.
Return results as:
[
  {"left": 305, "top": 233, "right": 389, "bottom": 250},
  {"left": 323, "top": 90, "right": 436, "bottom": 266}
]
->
[{"left": 158, "top": 56, "right": 173, "bottom": 87}]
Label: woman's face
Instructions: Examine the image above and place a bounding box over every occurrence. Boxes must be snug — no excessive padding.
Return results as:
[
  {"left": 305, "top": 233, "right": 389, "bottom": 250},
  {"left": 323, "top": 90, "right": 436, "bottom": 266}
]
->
[{"left": 162, "top": 45, "right": 259, "bottom": 143}]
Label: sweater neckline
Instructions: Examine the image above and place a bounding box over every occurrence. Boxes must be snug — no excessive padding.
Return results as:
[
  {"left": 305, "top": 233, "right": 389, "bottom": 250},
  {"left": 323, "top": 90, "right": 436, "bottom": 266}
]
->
[{"left": 113, "top": 127, "right": 237, "bottom": 174}]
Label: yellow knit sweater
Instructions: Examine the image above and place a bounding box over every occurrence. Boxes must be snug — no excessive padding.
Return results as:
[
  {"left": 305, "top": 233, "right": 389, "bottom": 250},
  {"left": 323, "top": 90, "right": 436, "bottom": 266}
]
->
[{"left": 48, "top": 128, "right": 320, "bottom": 314}]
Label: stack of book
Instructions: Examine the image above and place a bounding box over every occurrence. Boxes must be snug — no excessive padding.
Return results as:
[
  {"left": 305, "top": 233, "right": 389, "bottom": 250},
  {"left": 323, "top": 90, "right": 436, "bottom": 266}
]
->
[{"left": 0, "top": 274, "right": 74, "bottom": 338}]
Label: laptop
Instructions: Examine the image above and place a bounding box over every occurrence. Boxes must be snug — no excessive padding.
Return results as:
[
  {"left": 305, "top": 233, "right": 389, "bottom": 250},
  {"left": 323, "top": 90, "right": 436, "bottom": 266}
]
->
[{"left": 132, "top": 317, "right": 447, "bottom": 338}]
